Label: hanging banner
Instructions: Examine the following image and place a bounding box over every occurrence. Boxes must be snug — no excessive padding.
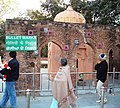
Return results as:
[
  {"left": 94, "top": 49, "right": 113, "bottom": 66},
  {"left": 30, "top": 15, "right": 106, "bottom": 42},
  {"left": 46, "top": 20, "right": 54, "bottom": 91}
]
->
[{"left": 5, "top": 35, "right": 37, "bottom": 51}]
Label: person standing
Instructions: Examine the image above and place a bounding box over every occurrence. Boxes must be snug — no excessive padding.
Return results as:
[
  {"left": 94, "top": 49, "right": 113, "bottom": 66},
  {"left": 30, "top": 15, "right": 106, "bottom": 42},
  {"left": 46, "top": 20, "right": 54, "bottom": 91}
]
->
[
  {"left": 51, "top": 57, "right": 76, "bottom": 108},
  {"left": 0, "top": 51, "right": 19, "bottom": 108},
  {"left": 95, "top": 53, "right": 108, "bottom": 103}
]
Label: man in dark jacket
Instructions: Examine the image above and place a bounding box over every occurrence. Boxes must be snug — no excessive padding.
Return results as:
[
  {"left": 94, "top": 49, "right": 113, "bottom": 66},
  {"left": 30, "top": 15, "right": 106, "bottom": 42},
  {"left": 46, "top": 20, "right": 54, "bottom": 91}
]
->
[
  {"left": 0, "top": 51, "right": 19, "bottom": 108},
  {"left": 95, "top": 53, "right": 108, "bottom": 103}
]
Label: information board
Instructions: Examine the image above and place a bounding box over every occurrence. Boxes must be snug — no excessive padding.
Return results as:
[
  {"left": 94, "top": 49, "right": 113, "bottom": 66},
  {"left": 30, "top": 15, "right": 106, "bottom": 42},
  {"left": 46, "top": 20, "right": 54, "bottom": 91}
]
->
[{"left": 5, "top": 35, "right": 37, "bottom": 51}]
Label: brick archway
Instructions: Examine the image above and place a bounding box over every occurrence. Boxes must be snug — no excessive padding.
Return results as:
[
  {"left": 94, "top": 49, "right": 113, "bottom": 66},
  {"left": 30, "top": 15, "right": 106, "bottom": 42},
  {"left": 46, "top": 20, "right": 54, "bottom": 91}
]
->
[{"left": 107, "top": 42, "right": 120, "bottom": 72}]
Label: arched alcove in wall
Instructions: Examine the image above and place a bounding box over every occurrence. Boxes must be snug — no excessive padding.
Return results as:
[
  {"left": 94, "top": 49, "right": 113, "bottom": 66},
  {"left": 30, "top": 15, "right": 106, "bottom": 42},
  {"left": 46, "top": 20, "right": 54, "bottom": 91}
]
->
[
  {"left": 39, "top": 40, "right": 62, "bottom": 95},
  {"left": 109, "top": 49, "right": 113, "bottom": 72},
  {"left": 48, "top": 41, "right": 62, "bottom": 79},
  {"left": 77, "top": 44, "right": 94, "bottom": 80},
  {"left": 115, "top": 44, "right": 120, "bottom": 72},
  {"left": 40, "top": 40, "right": 62, "bottom": 80}
]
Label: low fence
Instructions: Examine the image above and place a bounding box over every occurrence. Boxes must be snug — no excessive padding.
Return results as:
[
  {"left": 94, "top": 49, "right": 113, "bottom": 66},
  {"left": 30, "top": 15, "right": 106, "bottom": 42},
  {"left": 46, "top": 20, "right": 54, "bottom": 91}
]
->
[
  {"left": 19, "top": 71, "right": 120, "bottom": 96},
  {"left": 0, "top": 71, "right": 120, "bottom": 96}
]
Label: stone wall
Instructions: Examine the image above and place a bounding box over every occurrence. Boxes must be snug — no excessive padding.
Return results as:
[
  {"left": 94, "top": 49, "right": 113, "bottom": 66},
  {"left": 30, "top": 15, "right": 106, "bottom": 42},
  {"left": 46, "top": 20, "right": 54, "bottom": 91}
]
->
[{"left": 4, "top": 19, "right": 120, "bottom": 95}]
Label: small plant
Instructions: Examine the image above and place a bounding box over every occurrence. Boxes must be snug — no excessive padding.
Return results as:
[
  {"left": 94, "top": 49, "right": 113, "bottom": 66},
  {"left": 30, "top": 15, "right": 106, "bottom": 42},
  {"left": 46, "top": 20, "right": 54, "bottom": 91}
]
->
[{"left": 79, "top": 73, "right": 83, "bottom": 81}]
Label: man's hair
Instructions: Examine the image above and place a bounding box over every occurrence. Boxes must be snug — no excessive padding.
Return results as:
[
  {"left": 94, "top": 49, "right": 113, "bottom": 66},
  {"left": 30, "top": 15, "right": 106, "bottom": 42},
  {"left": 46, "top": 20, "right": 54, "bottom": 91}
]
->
[
  {"left": 60, "top": 57, "right": 67, "bottom": 66},
  {"left": 9, "top": 51, "right": 17, "bottom": 58}
]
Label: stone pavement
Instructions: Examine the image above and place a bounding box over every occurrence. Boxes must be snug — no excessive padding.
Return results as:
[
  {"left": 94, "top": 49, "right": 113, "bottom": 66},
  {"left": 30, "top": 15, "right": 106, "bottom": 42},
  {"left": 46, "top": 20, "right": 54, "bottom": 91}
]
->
[{"left": 0, "top": 92, "right": 119, "bottom": 108}]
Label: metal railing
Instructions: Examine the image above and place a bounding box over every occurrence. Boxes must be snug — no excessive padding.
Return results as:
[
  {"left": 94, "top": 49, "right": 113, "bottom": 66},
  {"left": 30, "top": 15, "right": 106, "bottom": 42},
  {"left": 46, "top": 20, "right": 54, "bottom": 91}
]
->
[
  {"left": 0, "top": 71, "right": 120, "bottom": 108},
  {"left": 15, "top": 71, "right": 120, "bottom": 95},
  {"left": 0, "top": 71, "right": 120, "bottom": 96}
]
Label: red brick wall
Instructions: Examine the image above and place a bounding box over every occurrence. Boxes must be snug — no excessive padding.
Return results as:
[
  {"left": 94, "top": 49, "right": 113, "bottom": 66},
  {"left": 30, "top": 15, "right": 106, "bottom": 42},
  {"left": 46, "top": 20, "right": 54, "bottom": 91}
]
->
[{"left": 4, "top": 19, "right": 120, "bottom": 95}]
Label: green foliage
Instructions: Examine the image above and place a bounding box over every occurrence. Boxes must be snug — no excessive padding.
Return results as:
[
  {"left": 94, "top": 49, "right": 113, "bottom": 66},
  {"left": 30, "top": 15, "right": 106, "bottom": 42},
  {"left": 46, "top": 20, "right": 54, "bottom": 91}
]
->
[
  {"left": 86, "top": 0, "right": 120, "bottom": 25},
  {"left": 41, "top": 0, "right": 66, "bottom": 21},
  {"left": 40, "top": 0, "right": 120, "bottom": 25},
  {"left": 0, "top": 21, "right": 5, "bottom": 38},
  {"left": 41, "top": 44, "right": 48, "bottom": 57},
  {"left": 0, "top": 0, "right": 15, "bottom": 21},
  {"left": 71, "top": 0, "right": 91, "bottom": 23},
  {"left": 26, "top": 10, "right": 47, "bottom": 20},
  {"left": 0, "top": 21, "right": 5, "bottom": 55},
  {"left": 71, "top": 0, "right": 120, "bottom": 25}
]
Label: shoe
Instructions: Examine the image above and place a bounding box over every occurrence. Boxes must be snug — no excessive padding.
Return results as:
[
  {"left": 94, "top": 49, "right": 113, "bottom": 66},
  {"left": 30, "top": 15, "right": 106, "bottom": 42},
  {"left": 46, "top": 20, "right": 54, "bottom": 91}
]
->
[
  {"left": 99, "top": 99, "right": 107, "bottom": 104},
  {"left": 96, "top": 100, "right": 101, "bottom": 103},
  {"left": 104, "top": 98, "right": 107, "bottom": 103}
]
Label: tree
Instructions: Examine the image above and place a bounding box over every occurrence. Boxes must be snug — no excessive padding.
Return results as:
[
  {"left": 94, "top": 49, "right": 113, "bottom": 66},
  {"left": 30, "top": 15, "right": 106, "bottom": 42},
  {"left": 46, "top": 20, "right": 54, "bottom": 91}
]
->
[
  {"left": 92, "top": 0, "right": 120, "bottom": 25},
  {"left": 41, "top": 0, "right": 120, "bottom": 25},
  {"left": 0, "top": 21, "right": 5, "bottom": 56},
  {"left": 41, "top": 0, "right": 66, "bottom": 21},
  {"left": 11, "top": 0, "right": 119, "bottom": 25},
  {"left": 71, "top": 0, "right": 120, "bottom": 25},
  {"left": 0, "top": 0, "right": 15, "bottom": 54},
  {"left": 26, "top": 10, "right": 47, "bottom": 20},
  {"left": 71, "top": 0, "right": 91, "bottom": 23},
  {"left": 0, "top": 0, "right": 15, "bottom": 21},
  {"left": 41, "top": 0, "right": 93, "bottom": 23}
]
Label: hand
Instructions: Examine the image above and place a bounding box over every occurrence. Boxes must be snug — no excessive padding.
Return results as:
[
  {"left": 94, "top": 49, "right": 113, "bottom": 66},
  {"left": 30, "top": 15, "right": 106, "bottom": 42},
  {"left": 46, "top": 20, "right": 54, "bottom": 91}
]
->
[{"left": 7, "top": 66, "right": 11, "bottom": 70}]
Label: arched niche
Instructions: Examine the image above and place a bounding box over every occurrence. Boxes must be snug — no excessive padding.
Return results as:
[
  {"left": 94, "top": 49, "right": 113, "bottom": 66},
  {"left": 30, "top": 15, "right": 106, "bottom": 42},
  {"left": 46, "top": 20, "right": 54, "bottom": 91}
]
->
[
  {"left": 76, "top": 44, "right": 95, "bottom": 80},
  {"left": 39, "top": 40, "right": 63, "bottom": 80},
  {"left": 109, "top": 49, "right": 113, "bottom": 72}
]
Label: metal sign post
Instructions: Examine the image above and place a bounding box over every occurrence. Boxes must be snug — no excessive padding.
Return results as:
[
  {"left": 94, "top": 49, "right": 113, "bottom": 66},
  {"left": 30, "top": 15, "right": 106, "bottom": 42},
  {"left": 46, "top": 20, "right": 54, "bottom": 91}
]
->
[
  {"left": 75, "top": 59, "right": 78, "bottom": 95},
  {"left": 26, "top": 89, "right": 31, "bottom": 108},
  {"left": 100, "top": 86, "right": 105, "bottom": 108},
  {"left": 30, "top": 62, "right": 36, "bottom": 100}
]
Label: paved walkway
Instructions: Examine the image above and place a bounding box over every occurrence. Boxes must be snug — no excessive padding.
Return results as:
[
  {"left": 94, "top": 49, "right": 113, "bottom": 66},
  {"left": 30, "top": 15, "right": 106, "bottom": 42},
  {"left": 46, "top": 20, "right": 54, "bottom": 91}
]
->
[{"left": 0, "top": 92, "right": 120, "bottom": 108}]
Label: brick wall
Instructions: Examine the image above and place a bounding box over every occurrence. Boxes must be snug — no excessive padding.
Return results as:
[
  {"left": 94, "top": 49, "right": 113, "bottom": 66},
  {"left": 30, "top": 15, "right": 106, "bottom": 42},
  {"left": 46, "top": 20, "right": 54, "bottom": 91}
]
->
[{"left": 4, "top": 19, "right": 120, "bottom": 95}]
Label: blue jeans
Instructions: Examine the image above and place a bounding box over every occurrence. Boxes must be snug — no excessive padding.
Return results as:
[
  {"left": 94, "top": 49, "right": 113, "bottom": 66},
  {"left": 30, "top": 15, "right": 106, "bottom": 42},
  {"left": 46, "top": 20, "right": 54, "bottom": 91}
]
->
[{"left": 0, "top": 81, "right": 17, "bottom": 108}]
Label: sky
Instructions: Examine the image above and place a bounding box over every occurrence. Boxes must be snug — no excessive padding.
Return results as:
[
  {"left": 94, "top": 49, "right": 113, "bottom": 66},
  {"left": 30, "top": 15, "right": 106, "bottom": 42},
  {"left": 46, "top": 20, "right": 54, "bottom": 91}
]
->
[{"left": 2, "top": 0, "right": 70, "bottom": 20}]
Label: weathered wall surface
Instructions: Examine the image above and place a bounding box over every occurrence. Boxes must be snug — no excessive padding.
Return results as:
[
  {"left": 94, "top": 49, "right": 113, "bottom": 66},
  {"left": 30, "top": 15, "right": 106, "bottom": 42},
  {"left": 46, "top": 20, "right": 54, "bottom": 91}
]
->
[{"left": 4, "top": 19, "right": 120, "bottom": 95}]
